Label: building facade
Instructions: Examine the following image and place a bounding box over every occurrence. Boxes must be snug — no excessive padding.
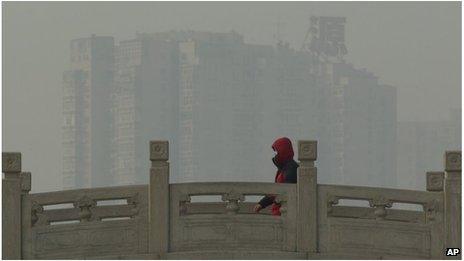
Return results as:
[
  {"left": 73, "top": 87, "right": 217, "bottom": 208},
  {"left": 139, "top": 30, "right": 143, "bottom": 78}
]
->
[
  {"left": 62, "top": 35, "right": 114, "bottom": 189},
  {"left": 112, "top": 33, "right": 180, "bottom": 185},
  {"left": 63, "top": 26, "right": 399, "bottom": 189},
  {"left": 329, "top": 63, "right": 397, "bottom": 187},
  {"left": 303, "top": 16, "right": 397, "bottom": 187}
]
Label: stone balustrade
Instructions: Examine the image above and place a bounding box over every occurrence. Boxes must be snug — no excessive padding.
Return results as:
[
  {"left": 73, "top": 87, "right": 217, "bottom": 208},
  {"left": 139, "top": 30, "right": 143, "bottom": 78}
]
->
[{"left": 2, "top": 140, "right": 461, "bottom": 260}]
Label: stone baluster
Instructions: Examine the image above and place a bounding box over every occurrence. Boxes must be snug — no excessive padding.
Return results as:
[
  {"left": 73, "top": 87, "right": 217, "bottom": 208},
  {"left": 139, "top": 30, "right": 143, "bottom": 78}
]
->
[
  {"left": 444, "top": 151, "right": 461, "bottom": 259},
  {"left": 74, "top": 196, "right": 96, "bottom": 222},
  {"left": 2, "top": 152, "right": 23, "bottom": 259},
  {"left": 178, "top": 194, "right": 191, "bottom": 216},
  {"left": 327, "top": 195, "right": 339, "bottom": 214},
  {"left": 127, "top": 193, "right": 140, "bottom": 218},
  {"left": 297, "top": 140, "right": 318, "bottom": 253},
  {"left": 149, "top": 141, "right": 170, "bottom": 259},
  {"left": 368, "top": 196, "right": 392, "bottom": 220},
  {"left": 222, "top": 191, "right": 244, "bottom": 215},
  {"left": 30, "top": 201, "right": 44, "bottom": 226}
]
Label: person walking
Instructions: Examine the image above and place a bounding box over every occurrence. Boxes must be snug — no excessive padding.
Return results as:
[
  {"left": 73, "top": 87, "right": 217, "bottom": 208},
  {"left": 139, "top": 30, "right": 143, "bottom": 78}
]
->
[{"left": 253, "top": 137, "right": 299, "bottom": 216}]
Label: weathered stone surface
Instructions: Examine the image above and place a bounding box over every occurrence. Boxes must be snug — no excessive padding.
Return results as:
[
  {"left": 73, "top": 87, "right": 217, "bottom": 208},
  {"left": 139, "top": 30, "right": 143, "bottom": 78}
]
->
[
  {"left": 21, "top": 172, "right": 32, "bottom": 193},
  {"left": 149, "top": 160, "right": 169, "bottom": 256},
  {"left": 169, "top": 182, "right": 297, "bottom": 252},
  {"left": 297, "top": 165, "right": 317, "bottom": 252},
  {"left": 445, "top": 151, "right": 461, "bottom": 172},
  {"left": 298, "top": 140, "right": 317, "bottom": 161},
  {"left": 150, "top": 141, "right": 169, "bottom": 161},
  {"left": 6, "top": 144, "right": 460, "bottom": 260},
  {"left": 426, "top": 172, "right": 444, "bottom": 191},
  {"left": 2, "top": 152, "right": 21, "bottom": 173},
  {"left": 327, "top": 219, "right": 431, "bottom": 258},
  {"left": 317, "top": 183, "right": 446, "bottom": 259},
  {"left": 2, "top": 178, "right": 22, "bottom": 259},
  {"left": 166, "top": 250, "right": 307, "bottom": 260},
  {"left": 23, "top": 185, "right": 149, "bottom": 259},
  {"left": 444, "top": 151, "right": 462, "bottom": 259}
]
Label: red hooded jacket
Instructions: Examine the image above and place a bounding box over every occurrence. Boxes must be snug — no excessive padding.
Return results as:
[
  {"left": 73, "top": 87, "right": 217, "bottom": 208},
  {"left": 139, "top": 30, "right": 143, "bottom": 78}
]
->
[{"left": 258, "top": 137, "right": 299, "bottom": 215}]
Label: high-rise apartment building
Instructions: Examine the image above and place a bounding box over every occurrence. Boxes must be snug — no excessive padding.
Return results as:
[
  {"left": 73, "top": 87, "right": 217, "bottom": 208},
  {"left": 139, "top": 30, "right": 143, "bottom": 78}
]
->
[
  {"left": 304, "top": 61, "right": 397, "bottom": 187},
  {"left": 327, "top": 63, "right": 397, "bottom": 187},
  {"left": 111, "top": 31, "right": 324, "bottom": 183},
  {"left": 167, "top": 31, "right": 269, "bottom": 182},
  {"left": 62, "top": 35, "right": 114, "bottom": 189},
  {"left": 303, "top": 16, "right": 397, "bottom": 186},
  {"left": 64, "top": 26, "right": 399, "bottom": 189},
  {"left": 112, "top": 33, "right": 180, "bottom": 185}
]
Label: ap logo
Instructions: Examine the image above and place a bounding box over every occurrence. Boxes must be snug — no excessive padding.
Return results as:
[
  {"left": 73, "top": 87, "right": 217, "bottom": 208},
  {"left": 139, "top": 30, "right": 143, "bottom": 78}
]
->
[{"left": 446, "top": 248, "right": 460, "bottom": 256}]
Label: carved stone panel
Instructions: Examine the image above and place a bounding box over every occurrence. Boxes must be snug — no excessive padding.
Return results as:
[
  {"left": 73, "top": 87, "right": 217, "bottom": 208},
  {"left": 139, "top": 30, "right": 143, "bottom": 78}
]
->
[
  {"left": 327, "top": 219, "right": 431, "bottom": 258},
  {"left": 426, "top": 172, "right": 444, "bottom": 191},
  {"left": 298, "top": 140, "right": 317, "bottom": 161},
  {"left": 25, "top": 186, "right": 149, "bottom": 259},
  {"left": 74, "top": 196, "right": 97, "bottom": 222},
  {"left": 32, "top": 223, "right": 140, "bottom": 259},
  {"left": 172, "top": 215, "right": 284, "bottom": 252},
  {"left": 169, "top": 182, "right": 298, "bottom": 253},
  {"left": 222, "top": 191, "right": 245, "bottom": 214},
  {"left": 2, "top": 152, "right": 21, "bottom": 173},
  {"left": 150, "top": 141, "right": 169, "bottom": 161},
  {"left": 235, "top": 223, "right": 280, "bottom": 242},
  {"left": 31, "top": 201, "right": 46, "bottom": 226},
  {"left": 21, "top": 172, "right": 32, "bottom": 192},
  {"left": 445, "top": 151, "right": 461, "bottom": 172}
]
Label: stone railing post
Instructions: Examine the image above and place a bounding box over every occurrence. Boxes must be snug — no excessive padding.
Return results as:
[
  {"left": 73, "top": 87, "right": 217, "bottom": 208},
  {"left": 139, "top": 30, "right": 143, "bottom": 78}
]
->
[
  {"left": 297, "top": 140, "right": 318, "bottom": 254},
  {"left": 2, "top": 152, "right": 23, "bottom": 259},
  {"left": 425, "top": 171, "right": 445, "bottom": 259},
  {"left": 444, "top": 151, "right": 461, "bottom": 258},
  {"left": 149, "top": 141, "right": 170, "bottom": 259},
  {"left": 20, "top": 171, "right": 31, "bottom": 259}
]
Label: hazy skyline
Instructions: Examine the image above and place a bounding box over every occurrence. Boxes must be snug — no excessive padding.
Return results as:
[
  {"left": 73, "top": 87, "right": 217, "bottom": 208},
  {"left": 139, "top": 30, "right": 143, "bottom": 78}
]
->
[{"left": 3, "top": 2, "right": 461, "bottom": 192}]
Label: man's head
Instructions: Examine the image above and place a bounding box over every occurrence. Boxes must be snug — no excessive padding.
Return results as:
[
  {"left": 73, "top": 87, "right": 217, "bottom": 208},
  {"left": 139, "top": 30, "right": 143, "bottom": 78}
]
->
[{"left": 272, "top": 137, "right": 294, "bottom": 168}]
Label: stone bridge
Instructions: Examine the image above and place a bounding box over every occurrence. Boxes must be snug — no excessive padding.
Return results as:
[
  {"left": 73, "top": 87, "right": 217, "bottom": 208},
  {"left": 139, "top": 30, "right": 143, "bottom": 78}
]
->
[{"left": 2, "top": 140, "right": 461, "bottom": 259}]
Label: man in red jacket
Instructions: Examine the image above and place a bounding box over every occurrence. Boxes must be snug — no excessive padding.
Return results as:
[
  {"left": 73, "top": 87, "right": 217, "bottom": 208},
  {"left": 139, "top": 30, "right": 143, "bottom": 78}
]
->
[{"left": 253, "top": 137, "right": 299, "bottom": 216}]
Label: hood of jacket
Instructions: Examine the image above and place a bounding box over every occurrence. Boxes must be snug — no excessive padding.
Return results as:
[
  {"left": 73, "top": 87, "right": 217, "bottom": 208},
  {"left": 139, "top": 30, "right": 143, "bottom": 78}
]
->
[{"left": 272, "top": 137, "right": 294, "bottom": 168}]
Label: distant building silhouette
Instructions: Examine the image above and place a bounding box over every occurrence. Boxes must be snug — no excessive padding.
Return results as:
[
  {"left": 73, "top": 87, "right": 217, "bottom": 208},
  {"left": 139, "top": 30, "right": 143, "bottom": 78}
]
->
[
  {"left": 112, "top": 33, "right": 180, "bottom": 185},
  {"left": 62, "top": 25, "right": 398, "bottom": 188},
  {"left": 323, "top": 62, "right": 397, "bottom": 187},
  {"left": 62, "top": 35, "right": 114, "bottom": 189}
]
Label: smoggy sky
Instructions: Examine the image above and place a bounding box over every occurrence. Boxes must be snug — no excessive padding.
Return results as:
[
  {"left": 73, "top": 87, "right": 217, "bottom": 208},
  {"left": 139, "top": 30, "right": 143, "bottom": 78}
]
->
[{"left": 3, "top": 2, "right": 461, "bottom": 192}]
